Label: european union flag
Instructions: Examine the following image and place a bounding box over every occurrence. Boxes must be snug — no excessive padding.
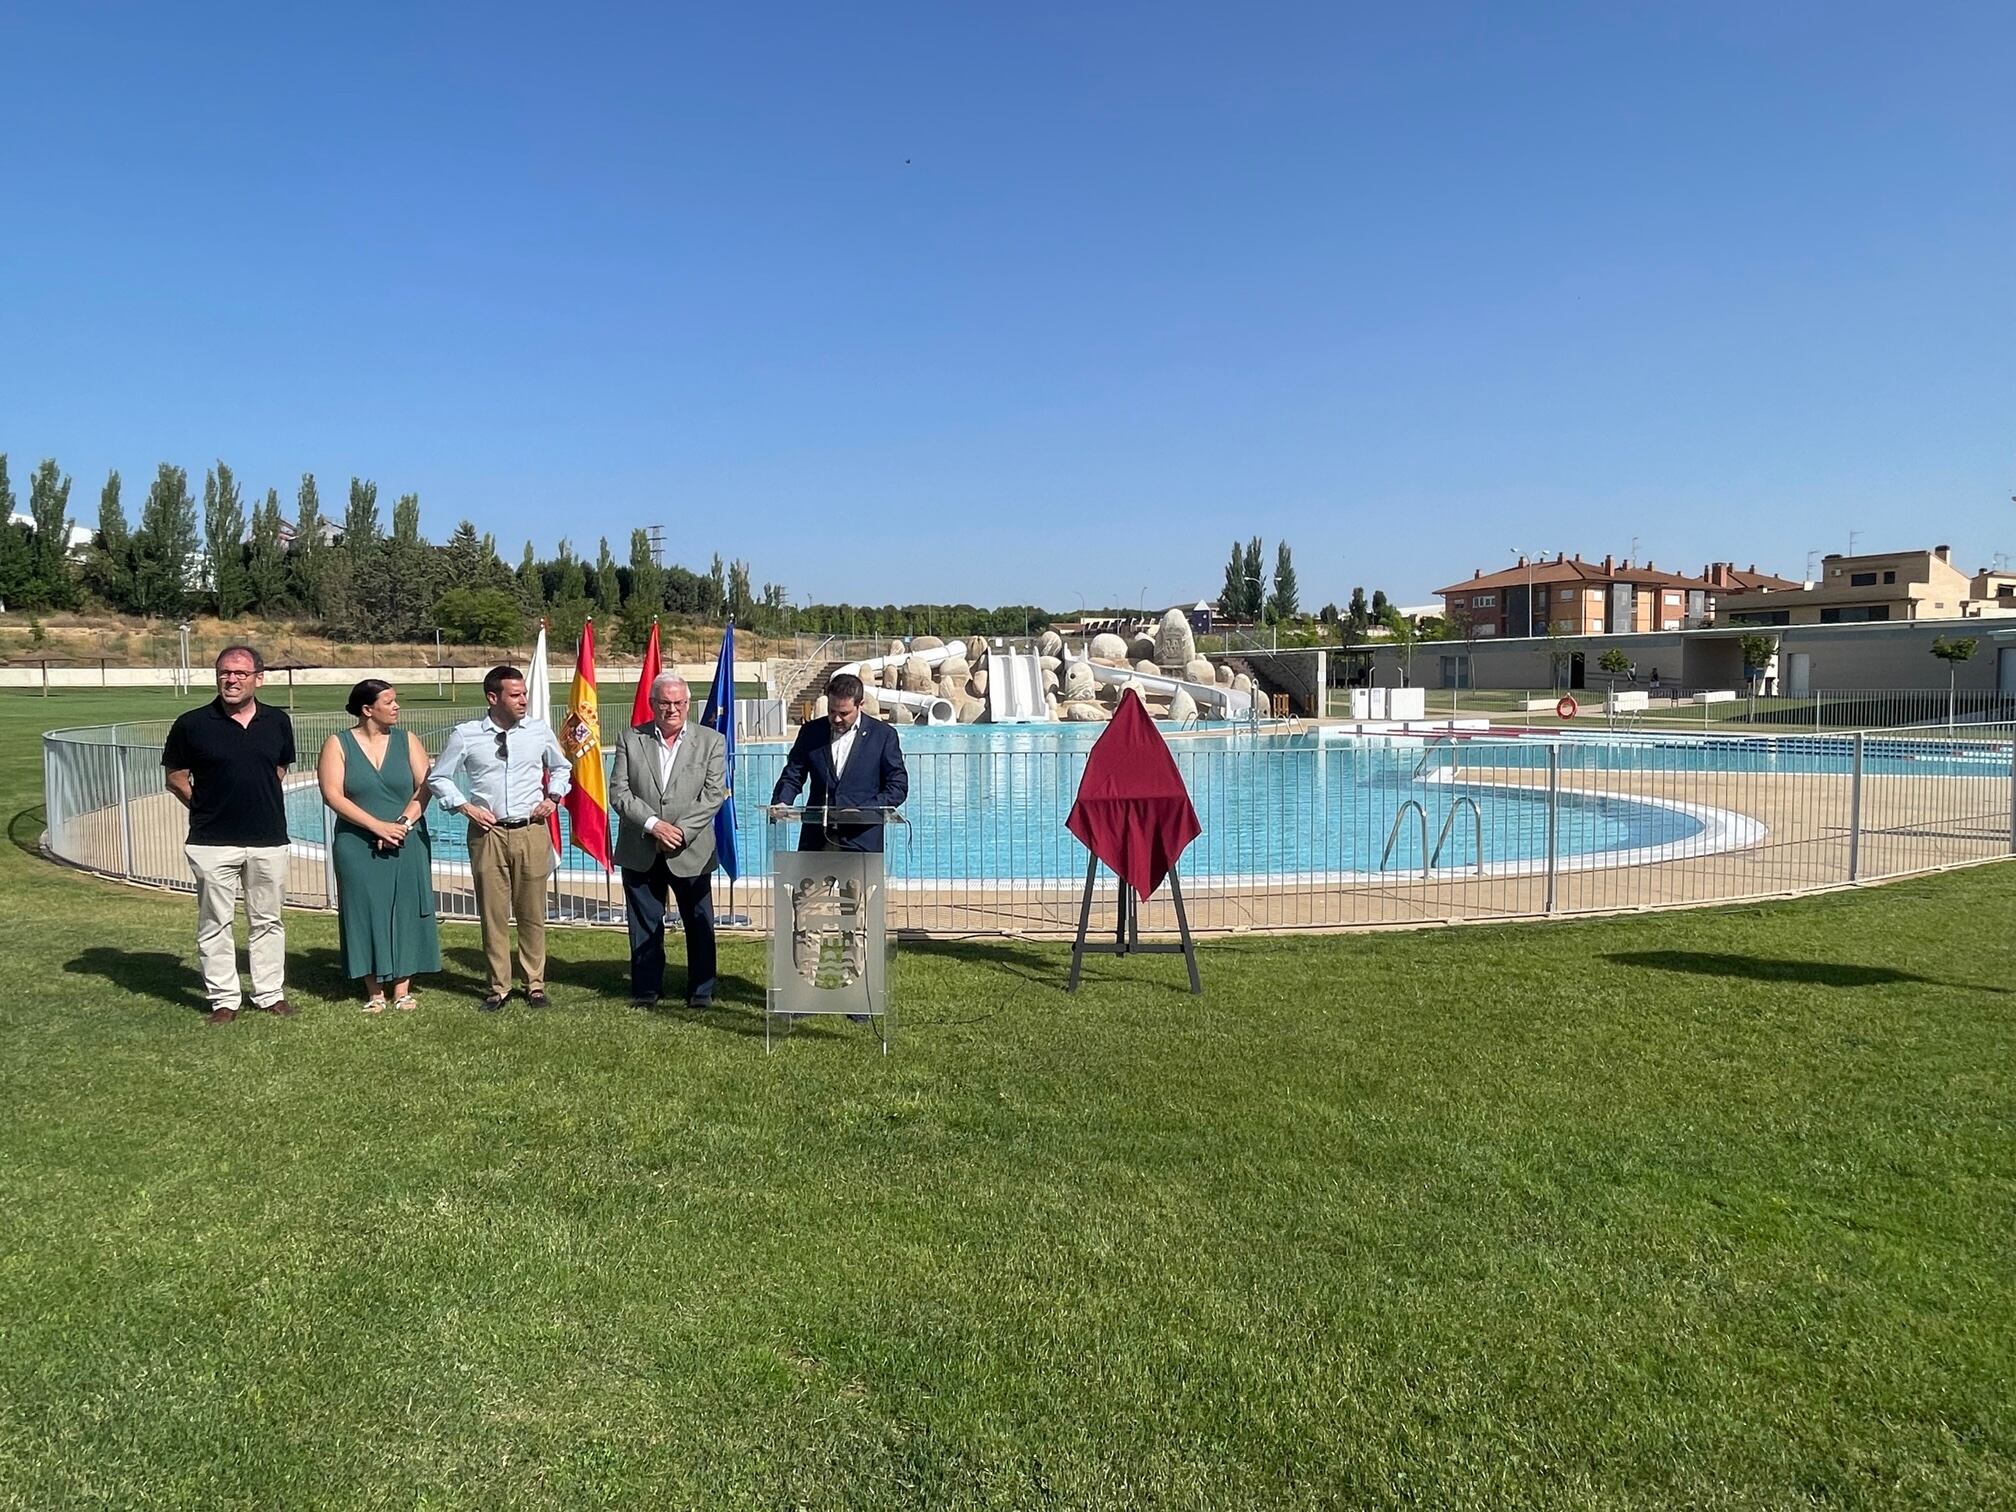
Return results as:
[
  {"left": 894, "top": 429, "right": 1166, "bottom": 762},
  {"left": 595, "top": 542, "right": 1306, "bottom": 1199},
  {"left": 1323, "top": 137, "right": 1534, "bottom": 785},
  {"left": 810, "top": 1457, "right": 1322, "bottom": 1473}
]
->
[{"left": 700, "top": 621, "right": 739, "bottom": 880}]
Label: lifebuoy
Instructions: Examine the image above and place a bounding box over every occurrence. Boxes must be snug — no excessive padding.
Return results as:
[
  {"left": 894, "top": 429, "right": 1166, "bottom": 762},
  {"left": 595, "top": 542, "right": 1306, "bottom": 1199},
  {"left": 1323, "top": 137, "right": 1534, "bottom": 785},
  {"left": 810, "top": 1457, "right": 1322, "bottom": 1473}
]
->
[{"left": 1556, "top": 696, "right": 1578, "bottom": 719}]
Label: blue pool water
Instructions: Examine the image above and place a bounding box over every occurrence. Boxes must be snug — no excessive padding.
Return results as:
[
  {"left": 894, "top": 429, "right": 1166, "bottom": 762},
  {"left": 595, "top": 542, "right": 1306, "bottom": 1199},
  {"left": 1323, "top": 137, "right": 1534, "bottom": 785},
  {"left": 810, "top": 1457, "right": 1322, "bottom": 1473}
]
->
[{"left": 285, "top": 726, "right": 2006, "bottom": 882}]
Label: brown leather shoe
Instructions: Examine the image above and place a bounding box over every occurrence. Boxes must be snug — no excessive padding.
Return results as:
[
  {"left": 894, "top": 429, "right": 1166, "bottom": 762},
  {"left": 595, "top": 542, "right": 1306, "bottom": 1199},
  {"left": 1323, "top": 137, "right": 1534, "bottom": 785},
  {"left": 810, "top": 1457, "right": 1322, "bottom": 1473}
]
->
[
  {"left": 205, "top": 1006, "right": 240, "bottom": 1025},
  {"left": 258, "top": 999, "right": 298, "bottom": 1018}
]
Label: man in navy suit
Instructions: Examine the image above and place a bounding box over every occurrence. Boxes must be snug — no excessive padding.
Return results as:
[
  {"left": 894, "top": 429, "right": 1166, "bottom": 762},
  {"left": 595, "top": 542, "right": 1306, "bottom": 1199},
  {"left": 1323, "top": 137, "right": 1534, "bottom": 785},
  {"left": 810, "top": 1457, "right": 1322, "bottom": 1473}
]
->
[{"left": 769, "top": 672, "right": 909, "bottom": 850}]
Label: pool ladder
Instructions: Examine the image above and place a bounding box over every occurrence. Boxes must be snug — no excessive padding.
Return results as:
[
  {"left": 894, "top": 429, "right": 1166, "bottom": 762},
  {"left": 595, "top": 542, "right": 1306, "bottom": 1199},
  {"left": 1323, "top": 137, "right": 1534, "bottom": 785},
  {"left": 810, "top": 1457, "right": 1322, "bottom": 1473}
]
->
[
  {"left": 1379, "top": 796, "right": 1485, "bottom": 877},
  {"left": 1411, "top": 733, "right": 1460, "bottom": 781}
]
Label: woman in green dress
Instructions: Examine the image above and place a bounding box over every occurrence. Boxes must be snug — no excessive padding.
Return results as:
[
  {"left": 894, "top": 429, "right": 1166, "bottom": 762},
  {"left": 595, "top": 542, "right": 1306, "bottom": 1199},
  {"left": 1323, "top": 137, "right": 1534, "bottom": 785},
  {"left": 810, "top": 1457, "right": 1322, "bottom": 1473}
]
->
[{"left": 317, "top": 679, "right": 441, "bottom": 1011}]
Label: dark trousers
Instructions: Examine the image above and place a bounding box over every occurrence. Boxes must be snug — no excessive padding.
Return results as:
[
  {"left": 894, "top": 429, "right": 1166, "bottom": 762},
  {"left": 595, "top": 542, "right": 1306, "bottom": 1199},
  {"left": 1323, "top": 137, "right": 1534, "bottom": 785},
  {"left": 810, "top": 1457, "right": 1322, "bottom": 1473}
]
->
[{"left": 621, "top": 859, "right": 716, "bottom": 1003}]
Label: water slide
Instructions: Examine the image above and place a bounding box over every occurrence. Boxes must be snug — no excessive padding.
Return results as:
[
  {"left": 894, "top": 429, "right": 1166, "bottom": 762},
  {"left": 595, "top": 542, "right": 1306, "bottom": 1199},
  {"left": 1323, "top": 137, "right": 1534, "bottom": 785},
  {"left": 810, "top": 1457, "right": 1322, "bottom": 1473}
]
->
[
  {"left": 986, "top": 651, "right": 1048, "bottom": 724},
  {"left": 1064, "top": 658, "right": 1255, "bottom": 718},
  {"left": 838, "top": 645, "right": 959, "bottom": 725}
]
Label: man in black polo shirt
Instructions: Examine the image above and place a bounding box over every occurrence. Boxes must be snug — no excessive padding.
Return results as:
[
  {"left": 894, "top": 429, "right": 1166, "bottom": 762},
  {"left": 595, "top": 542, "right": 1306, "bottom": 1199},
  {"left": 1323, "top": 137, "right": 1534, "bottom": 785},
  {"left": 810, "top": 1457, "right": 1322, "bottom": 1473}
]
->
[{"left": 162, "top": 646, "right": 298, "bottom": 1025}]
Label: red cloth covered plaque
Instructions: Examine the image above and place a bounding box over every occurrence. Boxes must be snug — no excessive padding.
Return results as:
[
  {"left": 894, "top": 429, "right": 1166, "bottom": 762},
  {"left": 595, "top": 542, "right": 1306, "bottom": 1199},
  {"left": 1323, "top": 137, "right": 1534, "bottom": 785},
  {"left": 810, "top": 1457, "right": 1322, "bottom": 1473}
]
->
[{"left": 1064, "top": 689, "right": 1202, "bottom": 898}]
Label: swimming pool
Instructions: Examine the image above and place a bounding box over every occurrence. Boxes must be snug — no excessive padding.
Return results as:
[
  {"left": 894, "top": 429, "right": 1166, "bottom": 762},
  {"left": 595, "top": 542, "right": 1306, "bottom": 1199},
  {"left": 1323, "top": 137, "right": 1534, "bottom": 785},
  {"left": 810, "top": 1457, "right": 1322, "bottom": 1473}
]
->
[{"left": 272, "top": 723, "right": 2002, "bottom": 883}]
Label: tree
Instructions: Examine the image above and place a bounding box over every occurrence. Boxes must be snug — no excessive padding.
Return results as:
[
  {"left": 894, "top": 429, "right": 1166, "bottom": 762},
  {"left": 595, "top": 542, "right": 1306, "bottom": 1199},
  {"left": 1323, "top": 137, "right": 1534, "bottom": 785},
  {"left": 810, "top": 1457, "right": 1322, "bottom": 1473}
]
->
[
  {"left": 1381, "top": 606, "right": 1419, "bottom": 687},
  {"left": 1242, "top": 538, "right": 1264, "bottom": 621},
  {"left": 203, "top": 463, "right": 250, "bottom": 618},
  {"left": 1544, "top": 621, "right": 1573, "bottom": 691},
  {"left": 1598, "top": 647, "right": 1633, "bottom": 693},
  {"left": 727, "top": 558, "right": 753, "bottom": 621},
  {"left": 435, "top": 586, "right": 526, "bottom": 645},
  {"left": 593, "top": 536, "right": 621, "bottom": 616},
  {"left": 705, "top": 553, "right": 727, "bottom": 620},
  {"left": 0, "top": 457, "right": 29, "bottom": 607},
  {"left": 25, "top": 458, "right": 76, "bottom": 609},
  {"left": 1220, "top": 541, "right": 1246, "bottom": 623},
  {"left": 246, "top": 489, "right": 288, "bottom": 614},
  {"left": 1346, "top": 586, "right": 1370, "bottom": 636},
  {"left": 289, "top": 474, "right": 338, "bottom": 620},
  {"left": 516, "top": 540, "right": 544, "bottom": 617},
  {"left": 618, "top": 529, "right": 665, "bottom": 651},
  {"left": 1267, "top": 540, "right": 1299, "bottom": 624},
  {"left": 82, "top": 469, "right": 133, "bottom": 608},
  {"left": 131, "top": 464, "right": 199, "bottom": 618},
  {"left": 1370, "top": 589, "right": 1389, "bottom": 620},
  {"left": 440, "top": 520, "right": 513, "bottom": 598},
  {"left": 1931, "top": 636, "right": 1979, "bottom": 727},
  {"left": 379, "top": 492, "right": 436, "bottom": 640}
]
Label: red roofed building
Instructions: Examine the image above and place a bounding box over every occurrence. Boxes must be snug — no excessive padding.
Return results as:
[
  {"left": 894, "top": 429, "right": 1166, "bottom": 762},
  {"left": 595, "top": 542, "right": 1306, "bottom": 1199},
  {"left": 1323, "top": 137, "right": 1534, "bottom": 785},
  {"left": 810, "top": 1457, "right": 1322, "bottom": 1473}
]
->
[{"left": 1436, "top": 554, "right": 1721, "bottom": 639}]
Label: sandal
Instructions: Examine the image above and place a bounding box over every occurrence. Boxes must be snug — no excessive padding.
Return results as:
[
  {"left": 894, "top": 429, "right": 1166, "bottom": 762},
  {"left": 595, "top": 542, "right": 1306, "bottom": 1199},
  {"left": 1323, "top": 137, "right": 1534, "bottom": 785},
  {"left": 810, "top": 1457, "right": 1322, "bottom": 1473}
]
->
[
  {"left": 394, "top": 993, "right": 418, "bottom": 1012},
  {"left": 362, "top": 995, "right": 388, "bottom": 1014}
]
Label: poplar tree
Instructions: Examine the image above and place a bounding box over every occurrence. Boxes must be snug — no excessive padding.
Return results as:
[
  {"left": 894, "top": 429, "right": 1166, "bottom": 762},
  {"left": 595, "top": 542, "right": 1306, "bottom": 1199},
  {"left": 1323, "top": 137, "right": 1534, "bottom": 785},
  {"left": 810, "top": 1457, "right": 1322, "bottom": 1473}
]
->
[
  {"left": 246, "top": 488, "right": 288, "bottom": 613},
  {"left": 593, "top": 535, "right": 621, "bottom": 616},
  {"left": 203, "top": 462, "right": 249, "bottom": 618},
  {"left": 26, "top": 458, "right": 76, "bottom": 609},
  {"left": 132, "top": 464, "right": 199, "bottom": 618},
  {"left": 1267, "top": 540, "right": 1299, "bottom": 623},
  {"left": 83, "top": 469, "right": 133, "bottom": 608},
  {"left": 0, "top": 456, "right": 31, "bottom": 607}
]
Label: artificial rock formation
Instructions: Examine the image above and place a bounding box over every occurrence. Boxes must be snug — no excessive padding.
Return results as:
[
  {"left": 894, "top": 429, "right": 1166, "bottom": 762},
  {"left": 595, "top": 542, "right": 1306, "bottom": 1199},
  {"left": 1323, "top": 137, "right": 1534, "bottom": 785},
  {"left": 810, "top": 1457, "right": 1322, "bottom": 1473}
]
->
[{"left": 1154, "top": 608, "right": 1196, "bottom": 669}]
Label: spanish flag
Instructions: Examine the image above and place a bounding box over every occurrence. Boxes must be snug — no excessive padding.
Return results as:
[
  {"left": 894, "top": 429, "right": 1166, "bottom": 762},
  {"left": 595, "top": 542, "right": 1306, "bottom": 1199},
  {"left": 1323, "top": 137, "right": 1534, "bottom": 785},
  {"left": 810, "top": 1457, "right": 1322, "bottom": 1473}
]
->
[{"left": 557, "top": 618, "right": 612, "bottom": 870}]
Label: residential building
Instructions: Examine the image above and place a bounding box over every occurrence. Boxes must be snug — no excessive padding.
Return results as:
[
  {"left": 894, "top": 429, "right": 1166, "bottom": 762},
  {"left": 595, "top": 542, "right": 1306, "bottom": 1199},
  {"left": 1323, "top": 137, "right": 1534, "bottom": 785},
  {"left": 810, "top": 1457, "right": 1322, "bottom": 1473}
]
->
[
  {"left": 1720, "top": 545, "right": 2016, "bottom": 627},
  {"left": 1436, "top": 554, "right": 1718, "bottom": 640}
]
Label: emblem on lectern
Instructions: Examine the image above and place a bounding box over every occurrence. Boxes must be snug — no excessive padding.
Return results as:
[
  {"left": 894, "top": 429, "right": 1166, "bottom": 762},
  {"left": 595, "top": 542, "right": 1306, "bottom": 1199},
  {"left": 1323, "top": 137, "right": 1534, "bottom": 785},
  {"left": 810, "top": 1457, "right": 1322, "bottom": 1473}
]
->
[{"left": 790, "top": 875, "right": 867, "bottom": 988}]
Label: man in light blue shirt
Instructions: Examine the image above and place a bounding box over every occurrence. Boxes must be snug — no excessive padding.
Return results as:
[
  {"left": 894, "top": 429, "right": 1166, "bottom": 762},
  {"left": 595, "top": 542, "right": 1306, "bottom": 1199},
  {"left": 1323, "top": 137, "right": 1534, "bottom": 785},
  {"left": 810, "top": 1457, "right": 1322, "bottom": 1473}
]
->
[{"left": 429, "top": 663, "right": 573, "bottom": 1012}]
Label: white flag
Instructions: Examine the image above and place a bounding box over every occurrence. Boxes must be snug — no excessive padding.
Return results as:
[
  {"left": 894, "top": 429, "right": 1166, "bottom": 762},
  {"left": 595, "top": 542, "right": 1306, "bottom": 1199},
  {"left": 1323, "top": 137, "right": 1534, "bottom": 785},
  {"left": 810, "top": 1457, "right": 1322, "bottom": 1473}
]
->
[
  {"left": 526, "top": 623, "right": 559, "bottom": 857},
  {"left": 527, "top": 622, "right": 553, "bottom": 727}
]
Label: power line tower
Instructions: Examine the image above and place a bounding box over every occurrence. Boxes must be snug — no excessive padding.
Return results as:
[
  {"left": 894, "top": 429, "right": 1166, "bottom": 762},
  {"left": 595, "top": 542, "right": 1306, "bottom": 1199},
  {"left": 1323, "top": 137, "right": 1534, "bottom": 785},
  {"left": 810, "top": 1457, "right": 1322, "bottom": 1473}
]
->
[{"left": 646, "top": 524, "right": 665, "bottom": 568}]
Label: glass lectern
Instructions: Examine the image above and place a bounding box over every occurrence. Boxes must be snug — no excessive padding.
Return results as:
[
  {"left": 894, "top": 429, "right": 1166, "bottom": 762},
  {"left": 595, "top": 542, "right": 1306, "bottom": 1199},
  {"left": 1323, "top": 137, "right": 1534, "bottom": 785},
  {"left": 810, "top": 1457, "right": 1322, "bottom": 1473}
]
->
[{"left": 764, "top": 806, "right": 906, "bottom": 1053}]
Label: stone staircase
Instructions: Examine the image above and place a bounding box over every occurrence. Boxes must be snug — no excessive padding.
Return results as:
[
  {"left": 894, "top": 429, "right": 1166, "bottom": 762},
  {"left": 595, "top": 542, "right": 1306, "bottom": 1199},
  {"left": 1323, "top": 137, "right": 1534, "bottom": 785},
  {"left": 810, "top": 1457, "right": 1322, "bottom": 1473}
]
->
[
  {"left": 1225, "top": 654, "right": 1298, "bottom": 717},
  {"left": 784, "top": 658, "right": 848, "bottom": 724}
]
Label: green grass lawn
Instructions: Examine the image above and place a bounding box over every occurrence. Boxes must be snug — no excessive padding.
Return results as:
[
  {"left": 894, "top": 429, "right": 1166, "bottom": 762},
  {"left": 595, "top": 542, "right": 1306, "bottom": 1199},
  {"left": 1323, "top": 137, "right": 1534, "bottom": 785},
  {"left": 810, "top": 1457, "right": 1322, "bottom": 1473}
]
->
[{"left": 2, "top": 688, "right": 2013, "bottom": 1507}]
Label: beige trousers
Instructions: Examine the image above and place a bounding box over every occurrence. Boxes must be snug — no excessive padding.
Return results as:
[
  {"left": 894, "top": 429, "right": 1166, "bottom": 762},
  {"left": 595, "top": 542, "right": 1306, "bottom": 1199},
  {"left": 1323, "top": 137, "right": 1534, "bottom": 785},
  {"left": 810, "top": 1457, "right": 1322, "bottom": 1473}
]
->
[
  {"left": 468, "top": 823, "right": 552, "bottom": 996},
  {"left": 185, "top": 843, "right": 291, "bottom": 1010}
]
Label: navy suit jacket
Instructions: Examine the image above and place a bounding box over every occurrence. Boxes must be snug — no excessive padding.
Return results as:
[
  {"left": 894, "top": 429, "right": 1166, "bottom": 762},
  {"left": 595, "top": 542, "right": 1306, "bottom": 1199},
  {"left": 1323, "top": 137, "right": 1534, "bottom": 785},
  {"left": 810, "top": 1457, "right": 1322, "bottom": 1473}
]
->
[{"left": 770, "top": 714, "right": 909, "bottom": 851}]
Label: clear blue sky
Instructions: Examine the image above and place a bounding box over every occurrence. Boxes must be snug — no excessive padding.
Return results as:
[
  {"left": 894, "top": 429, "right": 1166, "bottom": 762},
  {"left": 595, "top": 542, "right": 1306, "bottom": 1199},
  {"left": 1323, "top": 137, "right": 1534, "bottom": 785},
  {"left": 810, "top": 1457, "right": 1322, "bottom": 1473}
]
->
[{"left": 3, "top": 1, "right": 2010, "bottom": 610}]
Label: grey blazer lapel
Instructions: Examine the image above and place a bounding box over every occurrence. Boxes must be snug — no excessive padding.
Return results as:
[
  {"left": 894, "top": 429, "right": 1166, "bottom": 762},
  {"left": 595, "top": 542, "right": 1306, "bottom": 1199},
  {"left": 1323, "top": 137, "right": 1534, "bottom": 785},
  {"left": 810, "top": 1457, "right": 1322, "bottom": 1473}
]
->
[{"left": 632, "top": 726, "right": 665, "bottom": 811}]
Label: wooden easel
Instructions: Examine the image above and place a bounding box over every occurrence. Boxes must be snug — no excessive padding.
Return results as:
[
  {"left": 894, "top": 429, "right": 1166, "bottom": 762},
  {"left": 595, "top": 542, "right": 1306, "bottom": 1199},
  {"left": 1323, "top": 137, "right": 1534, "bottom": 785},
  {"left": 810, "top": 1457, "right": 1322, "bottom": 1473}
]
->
[{"left": 1066, "top": 855, "right": 1201, "bottom": 995}]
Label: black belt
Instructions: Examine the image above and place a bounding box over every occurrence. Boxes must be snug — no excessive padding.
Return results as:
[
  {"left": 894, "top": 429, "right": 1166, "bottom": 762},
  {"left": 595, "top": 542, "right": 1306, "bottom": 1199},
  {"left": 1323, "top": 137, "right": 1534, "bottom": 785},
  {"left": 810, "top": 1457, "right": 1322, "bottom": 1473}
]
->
[{"left": 492, "top": 817, "right": 536, "bottom": 830}]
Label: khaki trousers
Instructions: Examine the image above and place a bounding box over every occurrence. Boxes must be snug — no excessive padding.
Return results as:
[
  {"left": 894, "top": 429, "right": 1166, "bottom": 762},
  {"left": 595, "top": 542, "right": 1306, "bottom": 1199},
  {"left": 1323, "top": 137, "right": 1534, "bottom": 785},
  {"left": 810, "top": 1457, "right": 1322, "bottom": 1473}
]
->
[
  {"left": 185, "top": 843, "right": 291, "bottom": 1011},
  {"left": 468, "top": 823, "right": 552, "bottom": 996}
]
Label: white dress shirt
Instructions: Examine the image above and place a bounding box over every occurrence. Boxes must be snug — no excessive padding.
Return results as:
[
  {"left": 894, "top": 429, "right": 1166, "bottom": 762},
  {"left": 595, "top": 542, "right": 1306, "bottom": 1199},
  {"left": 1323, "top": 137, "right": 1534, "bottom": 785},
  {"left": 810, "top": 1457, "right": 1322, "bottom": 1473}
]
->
[
  {"left": 644, "top": 724, "right": 684, "bottom": 838},
  {"left": 829, "top": 725, "right": 859, "bottom": 781}
]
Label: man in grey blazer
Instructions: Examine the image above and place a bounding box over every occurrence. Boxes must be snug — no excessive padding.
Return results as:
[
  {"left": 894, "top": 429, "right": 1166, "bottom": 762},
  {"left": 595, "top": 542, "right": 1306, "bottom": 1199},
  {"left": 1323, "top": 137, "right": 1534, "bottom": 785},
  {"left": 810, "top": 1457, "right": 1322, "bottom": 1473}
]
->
[{"left": 609, "top": 673, "right": 729, "bottom": 1008}]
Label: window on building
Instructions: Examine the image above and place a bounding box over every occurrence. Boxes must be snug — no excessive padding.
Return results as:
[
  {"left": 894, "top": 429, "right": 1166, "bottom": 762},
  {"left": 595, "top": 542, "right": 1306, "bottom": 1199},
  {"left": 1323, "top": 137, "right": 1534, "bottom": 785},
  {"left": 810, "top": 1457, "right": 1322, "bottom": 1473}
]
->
[
  {"left": 1849, "top": 572, "right": 1878, "bottom": 587},
  {"left": 1663, "top": 593, "right": 1680, "bottom": 606},
  {"left": 1661, "top": 619, "right": 1680, "bottom": 630},
  {"left": 1883, "top": 571, "right": 1896, "bottom": 584},
  {"left": 1998, "top": 585, "right": 2014, "bottom": 599},
  {"left": 1470, "top": 594, "right": 1496, "bottom": 608},
  {"left": 1819, "top": 606, "right": 1892, "bottom": 624}
]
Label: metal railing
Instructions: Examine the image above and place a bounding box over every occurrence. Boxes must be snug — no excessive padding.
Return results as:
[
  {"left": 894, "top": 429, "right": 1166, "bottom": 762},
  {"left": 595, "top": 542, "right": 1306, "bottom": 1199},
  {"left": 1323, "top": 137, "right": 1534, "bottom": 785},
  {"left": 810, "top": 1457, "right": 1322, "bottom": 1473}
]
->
[{"left": 41, "top": 720, "right": 2016, "bottom": 938}]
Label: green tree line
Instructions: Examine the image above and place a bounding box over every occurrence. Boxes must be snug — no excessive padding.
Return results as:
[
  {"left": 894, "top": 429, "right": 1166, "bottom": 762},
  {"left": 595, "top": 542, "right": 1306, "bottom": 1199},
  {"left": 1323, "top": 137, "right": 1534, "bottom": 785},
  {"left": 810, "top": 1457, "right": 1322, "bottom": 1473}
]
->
[{"left": 2, "top": 451, "right": 1062, "bottom": 649}]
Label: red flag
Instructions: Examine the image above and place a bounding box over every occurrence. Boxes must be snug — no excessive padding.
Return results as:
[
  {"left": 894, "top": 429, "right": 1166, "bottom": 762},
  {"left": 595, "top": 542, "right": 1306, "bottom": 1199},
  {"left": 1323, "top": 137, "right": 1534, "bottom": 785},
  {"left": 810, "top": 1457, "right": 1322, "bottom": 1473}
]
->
[
  {"left": 630, "top": 618, "right": 661, "bottom": 731},
  {"left": 557, "top": 620, "right": 613, "bottom": 870}
]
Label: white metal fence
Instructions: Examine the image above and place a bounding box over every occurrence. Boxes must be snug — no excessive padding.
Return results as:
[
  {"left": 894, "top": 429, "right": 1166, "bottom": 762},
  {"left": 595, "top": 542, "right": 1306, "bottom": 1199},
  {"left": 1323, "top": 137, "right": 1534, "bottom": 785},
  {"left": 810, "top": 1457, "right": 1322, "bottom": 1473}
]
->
[{"left": 42, "top": 719, "right": 2016, "bottom": 938}]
